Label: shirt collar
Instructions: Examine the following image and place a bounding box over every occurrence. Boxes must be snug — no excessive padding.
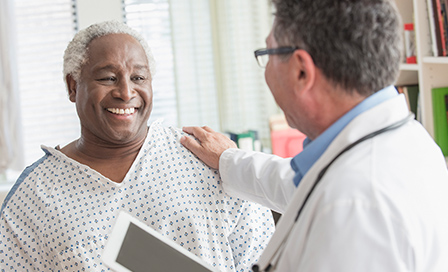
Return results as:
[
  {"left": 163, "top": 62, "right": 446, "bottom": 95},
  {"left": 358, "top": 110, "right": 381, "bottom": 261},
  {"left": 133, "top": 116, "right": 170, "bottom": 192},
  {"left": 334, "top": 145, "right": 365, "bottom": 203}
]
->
[{"left": 290, "top": 85, "right": 398, "bottom": 186}]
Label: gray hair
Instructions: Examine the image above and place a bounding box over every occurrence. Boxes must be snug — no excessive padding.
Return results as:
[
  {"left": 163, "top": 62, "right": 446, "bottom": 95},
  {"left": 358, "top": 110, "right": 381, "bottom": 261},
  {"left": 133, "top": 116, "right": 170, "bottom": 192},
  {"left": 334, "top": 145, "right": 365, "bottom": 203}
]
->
[
  {"left": 63, "top": 20, "right": 156, "bottom": 83},
  {"left": 272, "top": 0, "right": 403, "bottom": 96}
]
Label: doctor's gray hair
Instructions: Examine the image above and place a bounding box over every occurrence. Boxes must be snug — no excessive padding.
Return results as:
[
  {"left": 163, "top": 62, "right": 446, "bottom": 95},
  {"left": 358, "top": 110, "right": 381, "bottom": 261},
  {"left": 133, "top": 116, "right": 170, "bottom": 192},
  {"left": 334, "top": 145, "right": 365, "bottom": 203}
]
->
[
  {"left": 63, "top": 20, "right": 156, "bottom": 84},
  {"left": 271, "top": 0, "right": 402, "bottom": 96}
]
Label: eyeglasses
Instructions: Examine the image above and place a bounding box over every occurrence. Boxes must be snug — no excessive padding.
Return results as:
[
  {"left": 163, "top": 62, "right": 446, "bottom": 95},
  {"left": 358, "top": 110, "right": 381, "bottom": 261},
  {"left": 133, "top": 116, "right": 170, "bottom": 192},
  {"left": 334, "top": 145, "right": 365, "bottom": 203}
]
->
[{"left": 254, "top": 47, "right": 299, "bottom": 68}]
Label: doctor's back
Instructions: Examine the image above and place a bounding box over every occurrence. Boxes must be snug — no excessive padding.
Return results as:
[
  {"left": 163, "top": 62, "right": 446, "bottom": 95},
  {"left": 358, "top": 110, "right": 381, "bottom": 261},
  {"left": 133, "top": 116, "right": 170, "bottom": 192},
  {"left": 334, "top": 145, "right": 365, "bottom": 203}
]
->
[{"left": 180, "top": 0, "right": 448, "bottom": 270}]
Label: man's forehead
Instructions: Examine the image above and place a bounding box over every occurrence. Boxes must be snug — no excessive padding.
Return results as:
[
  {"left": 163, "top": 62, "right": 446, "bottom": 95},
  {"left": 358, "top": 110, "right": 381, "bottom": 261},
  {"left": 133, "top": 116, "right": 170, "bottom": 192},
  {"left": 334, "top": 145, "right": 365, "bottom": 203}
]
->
[
  {"left": 83, "top": 34, "right": 149, "bottom": 72},
  {"left": 87, "top": 34, "right": 147, "bottom": 59}
]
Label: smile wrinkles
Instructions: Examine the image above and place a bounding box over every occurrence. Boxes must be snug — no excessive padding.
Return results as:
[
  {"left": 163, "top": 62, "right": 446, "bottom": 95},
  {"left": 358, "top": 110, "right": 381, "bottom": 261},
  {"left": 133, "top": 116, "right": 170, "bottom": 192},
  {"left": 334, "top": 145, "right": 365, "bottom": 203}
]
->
[{"left": 106, "top": 107, "right": 136, "bottom": 115}]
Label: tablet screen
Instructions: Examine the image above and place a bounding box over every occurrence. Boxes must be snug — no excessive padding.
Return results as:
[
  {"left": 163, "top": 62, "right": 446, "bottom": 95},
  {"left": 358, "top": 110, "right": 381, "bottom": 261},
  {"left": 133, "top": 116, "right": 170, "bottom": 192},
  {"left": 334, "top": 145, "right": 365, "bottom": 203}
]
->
[{"left": 110, "top": 220, "right": 214, "bottom": 272}]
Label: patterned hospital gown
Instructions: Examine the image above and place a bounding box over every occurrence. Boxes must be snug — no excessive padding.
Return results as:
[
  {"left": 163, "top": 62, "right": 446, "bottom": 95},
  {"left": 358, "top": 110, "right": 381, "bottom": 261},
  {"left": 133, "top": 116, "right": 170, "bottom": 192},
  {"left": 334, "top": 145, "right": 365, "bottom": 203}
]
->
[{"left": 0, "top": 121, "right": 275, "bottom": 272}]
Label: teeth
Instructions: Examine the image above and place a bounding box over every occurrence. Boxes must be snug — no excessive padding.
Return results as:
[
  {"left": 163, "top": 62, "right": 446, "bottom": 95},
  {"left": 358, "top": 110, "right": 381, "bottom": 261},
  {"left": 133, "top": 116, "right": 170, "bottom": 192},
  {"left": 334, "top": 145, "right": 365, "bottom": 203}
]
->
[{"left": 107, "top": 108, "right": 135, "bottom": 115}]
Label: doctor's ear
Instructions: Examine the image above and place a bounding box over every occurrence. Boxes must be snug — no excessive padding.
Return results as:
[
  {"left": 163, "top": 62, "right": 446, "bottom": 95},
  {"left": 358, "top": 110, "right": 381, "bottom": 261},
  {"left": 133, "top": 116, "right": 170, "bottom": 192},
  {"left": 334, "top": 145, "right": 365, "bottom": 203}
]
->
[
  {"left": 293, "top": 50, "right": 316, "bottom": 90},
  {"left": 66, "top": 74, "right": 77, "bottom": 102}
]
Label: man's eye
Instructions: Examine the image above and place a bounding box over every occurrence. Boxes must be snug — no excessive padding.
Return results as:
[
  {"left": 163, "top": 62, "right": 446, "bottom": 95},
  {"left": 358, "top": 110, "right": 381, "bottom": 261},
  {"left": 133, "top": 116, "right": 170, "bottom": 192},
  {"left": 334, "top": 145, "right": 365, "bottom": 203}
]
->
[
  {"left": 132, "top": 76, "right": 145, "bottom": 81},
  {"left": 98, "top": 77, "right": 116, "bottom": 82}
]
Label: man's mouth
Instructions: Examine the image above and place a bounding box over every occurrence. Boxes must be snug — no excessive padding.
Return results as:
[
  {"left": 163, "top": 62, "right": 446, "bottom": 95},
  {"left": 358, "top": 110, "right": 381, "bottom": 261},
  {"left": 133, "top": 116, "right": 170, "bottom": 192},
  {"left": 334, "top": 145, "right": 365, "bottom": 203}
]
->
[{"left": 106, "top": 108, "right": 136, "bottom": 115}]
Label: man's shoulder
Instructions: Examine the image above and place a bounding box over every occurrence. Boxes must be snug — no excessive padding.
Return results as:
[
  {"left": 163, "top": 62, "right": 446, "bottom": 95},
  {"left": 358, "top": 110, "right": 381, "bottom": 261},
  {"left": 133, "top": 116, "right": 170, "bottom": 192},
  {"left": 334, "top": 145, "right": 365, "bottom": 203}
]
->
[
  {"left": 145, "top": 122, "right": 222, "bottom": 176},
  {"left": 1, "top": 154, "right": 51, "bottom": 212},
  {"left": 148, "top": 121, "right": 185, "bottom": 139},
  {"left": 18, "top": 152, "right": 53, "bottom": 179}
]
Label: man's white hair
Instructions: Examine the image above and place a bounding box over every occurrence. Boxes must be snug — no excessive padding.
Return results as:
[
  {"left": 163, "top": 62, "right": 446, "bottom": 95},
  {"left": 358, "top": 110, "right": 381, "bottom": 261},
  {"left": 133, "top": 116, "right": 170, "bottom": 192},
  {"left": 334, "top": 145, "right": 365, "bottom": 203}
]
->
[{"left": 63, "top": 20, "right": 156, "bottom": 84}]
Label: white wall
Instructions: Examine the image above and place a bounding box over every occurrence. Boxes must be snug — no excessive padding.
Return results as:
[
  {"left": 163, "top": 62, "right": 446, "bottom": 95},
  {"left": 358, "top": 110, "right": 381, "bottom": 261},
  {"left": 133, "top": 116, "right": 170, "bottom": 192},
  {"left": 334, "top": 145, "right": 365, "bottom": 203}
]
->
[{"left": 76, "top": 0, "right": 123, "bottom": 29}]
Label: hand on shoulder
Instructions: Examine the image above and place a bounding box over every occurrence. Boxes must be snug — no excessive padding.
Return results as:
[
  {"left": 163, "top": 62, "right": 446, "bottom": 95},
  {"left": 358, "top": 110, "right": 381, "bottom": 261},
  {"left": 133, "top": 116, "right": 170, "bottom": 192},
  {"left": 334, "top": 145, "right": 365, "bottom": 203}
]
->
[{"left": 180, "top": 126, "right": 237, "bottom": 169}]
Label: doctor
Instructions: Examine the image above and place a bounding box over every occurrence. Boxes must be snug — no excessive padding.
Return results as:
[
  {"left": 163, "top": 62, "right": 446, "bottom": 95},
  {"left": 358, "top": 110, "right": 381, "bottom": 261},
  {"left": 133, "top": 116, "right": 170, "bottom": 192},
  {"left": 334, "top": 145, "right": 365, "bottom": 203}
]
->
[{"left": 181, "top": 0, "right": 448, "bottom": 271}]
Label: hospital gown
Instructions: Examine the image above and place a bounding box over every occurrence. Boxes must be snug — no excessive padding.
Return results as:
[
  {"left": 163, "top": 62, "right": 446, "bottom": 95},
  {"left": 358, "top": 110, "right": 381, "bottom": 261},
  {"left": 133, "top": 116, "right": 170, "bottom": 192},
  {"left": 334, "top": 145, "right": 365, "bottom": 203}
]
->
[{"left": 0, "top": 121, "right": 275, "bottom": 272}]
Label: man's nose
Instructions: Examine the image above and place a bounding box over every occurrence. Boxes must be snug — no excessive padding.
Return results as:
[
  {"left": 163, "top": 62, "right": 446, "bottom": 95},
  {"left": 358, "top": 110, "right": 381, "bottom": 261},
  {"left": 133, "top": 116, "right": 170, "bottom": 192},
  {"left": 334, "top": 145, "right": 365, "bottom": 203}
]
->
[{"left": 113, "top": 78, "right": 136, "bottom": 101}]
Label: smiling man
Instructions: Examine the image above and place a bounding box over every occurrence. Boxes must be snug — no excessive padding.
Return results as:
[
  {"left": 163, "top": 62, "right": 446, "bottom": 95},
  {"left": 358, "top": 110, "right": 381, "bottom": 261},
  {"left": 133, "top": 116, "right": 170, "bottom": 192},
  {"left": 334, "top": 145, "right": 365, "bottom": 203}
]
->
[{"left": 0, "top": 21, "right": 274, "bottom": 272}]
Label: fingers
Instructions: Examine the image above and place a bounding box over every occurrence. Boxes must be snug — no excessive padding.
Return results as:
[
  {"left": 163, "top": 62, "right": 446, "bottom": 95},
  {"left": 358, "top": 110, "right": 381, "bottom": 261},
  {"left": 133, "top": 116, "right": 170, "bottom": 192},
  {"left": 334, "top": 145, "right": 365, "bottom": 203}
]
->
[
  {"left": 180, "top": 126, "right": 230, "bottom": 169},
  {"left": 182, "top": 126, "right": 207, "bottom": 140},
  {"left": 180, "top": 132, "right": 202, "bottom": 152},
  {"left": 181, "top": 126, "right": 195, "bottom": 135},
  {"left": 180, "top": 134, "right": 219, "bottom": 169},
  {"left": 182, "top": 126, "right": 214, "bottom": 136},
  {"left": 201, "top": 126, "right": 215, "bottom": 133}
]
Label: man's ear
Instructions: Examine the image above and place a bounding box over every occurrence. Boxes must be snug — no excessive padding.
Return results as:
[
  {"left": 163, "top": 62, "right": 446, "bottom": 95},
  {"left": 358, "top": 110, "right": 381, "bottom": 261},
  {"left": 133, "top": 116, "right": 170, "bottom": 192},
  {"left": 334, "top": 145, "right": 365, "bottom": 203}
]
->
[
  {"left": 66, "top": 74, "right": 77, "bottom": 102},
  {"left": 292, "top": 50, "right": 315, "bottom": 94}
]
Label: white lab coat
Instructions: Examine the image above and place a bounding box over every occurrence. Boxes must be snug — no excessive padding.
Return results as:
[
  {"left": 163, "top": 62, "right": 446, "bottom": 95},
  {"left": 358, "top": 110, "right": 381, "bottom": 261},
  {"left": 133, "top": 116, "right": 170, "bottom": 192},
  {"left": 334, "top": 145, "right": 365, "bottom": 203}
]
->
[{"left": 220, "top": 94, "right": 448, "bottom": 272}]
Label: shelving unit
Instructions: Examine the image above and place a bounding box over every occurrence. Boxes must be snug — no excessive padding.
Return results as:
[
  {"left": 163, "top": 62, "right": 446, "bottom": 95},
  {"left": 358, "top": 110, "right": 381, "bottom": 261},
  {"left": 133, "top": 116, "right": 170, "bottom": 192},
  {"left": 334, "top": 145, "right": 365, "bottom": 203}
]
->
[{"left": 395, "top": 0, "right": 448, "bottom": 165}]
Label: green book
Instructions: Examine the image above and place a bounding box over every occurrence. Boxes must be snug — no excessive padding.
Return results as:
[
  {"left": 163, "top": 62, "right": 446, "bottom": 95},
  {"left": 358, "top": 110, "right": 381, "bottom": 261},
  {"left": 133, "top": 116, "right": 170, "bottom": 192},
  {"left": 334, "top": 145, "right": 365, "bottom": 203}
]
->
[{"left": 432, "top": 87, "right": 448, "bottom": 155}]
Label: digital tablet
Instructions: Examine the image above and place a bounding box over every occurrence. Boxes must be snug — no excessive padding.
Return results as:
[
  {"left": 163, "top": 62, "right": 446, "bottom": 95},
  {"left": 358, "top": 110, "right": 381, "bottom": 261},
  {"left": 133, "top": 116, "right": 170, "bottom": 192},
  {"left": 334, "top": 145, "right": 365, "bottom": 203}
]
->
[{"left": 103, "top": 211, "right": 217, "bottom": 272}]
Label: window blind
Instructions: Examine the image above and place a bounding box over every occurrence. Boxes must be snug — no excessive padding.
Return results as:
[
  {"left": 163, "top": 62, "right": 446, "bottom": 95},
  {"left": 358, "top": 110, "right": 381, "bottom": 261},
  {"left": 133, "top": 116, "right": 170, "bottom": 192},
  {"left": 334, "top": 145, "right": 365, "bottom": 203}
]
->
[
  {"left": 13, "top": 0, "right": 79, "bottom": 167},
  {"left": 211, "top": 0, "right": 278, "bottom": 148},
  {"left": 168, "top": 0, "right": 220, "bottom": 130}
]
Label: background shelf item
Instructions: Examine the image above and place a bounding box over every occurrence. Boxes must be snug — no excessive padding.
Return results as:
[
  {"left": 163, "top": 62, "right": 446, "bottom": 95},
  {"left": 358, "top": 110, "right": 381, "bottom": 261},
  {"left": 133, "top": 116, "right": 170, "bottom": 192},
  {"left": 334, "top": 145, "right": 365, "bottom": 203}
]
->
[{"left": 395, "top": 0, "right": 448, "bottom": 164}]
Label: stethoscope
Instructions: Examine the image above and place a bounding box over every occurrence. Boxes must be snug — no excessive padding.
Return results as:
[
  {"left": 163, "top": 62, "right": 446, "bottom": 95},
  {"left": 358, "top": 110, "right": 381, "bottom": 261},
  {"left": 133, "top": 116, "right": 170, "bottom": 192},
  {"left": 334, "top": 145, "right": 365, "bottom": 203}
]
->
[{"left": 252, "top": 113, "right": 415, "bottom": 272}]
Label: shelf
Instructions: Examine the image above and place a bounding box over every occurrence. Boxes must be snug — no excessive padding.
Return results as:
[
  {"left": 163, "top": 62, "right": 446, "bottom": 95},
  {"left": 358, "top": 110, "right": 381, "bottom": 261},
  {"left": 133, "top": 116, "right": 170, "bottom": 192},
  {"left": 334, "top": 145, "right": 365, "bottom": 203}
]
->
[
  {"left": 399, "top": 63, "right": 419, "bottom": 71},
  {"left": 422, "top": 56, "right": 448, "bottom": 64},
  {"left": 401, "top": 57, "right": 448, "bottom": 67},
  {"left": 396, "top": 0, "right": 448, "bottom": 139}
]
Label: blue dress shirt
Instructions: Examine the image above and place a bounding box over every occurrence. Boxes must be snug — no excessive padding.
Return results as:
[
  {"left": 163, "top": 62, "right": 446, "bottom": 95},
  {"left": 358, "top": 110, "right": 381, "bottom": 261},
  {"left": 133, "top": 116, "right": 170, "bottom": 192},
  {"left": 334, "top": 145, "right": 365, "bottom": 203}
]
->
[{"left": 290, "top": 85, "right": 399, "bottom": 186}]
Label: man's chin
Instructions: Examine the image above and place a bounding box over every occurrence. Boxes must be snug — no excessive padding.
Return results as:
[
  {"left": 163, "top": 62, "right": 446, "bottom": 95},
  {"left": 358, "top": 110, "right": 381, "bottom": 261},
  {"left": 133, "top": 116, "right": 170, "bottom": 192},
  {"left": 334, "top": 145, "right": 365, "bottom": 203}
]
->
[{"left": 102, "top": 128, "right": 147, "bottom": 145}]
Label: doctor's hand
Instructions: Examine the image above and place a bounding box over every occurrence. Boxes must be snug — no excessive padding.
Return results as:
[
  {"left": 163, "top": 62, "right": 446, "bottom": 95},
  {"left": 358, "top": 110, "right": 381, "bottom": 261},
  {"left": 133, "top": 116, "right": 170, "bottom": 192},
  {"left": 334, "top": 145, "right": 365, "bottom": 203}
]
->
[{"left": 181, "top": 126, "right": 237, "bottom": 169}]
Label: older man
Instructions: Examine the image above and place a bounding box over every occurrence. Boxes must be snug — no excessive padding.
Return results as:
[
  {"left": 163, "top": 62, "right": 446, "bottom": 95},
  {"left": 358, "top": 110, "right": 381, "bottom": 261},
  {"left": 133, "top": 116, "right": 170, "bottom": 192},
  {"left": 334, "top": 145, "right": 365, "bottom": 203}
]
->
[
  {"left": 181, "top": 0, "right": 448, "bottom": 271},
  {"left": 0, "top": 21, "right": 274, "bottom": 272}
]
